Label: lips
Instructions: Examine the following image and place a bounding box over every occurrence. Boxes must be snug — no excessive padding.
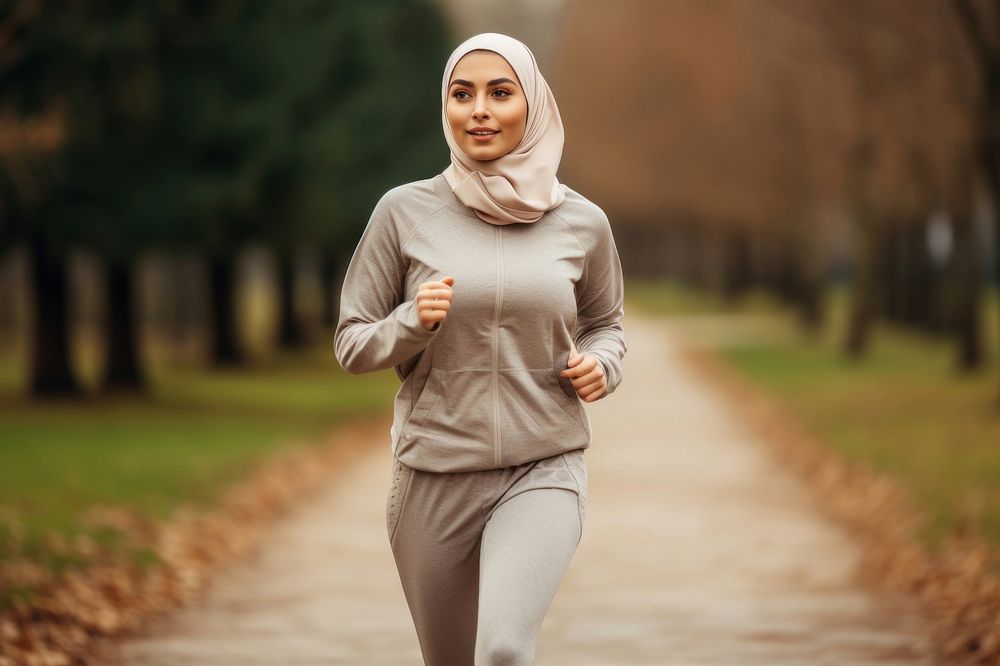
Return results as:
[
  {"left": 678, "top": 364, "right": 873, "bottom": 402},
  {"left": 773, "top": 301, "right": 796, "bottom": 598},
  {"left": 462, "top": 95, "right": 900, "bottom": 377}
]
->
[{"left": 467, "top": 128, "right": 499, "bottom": 135}]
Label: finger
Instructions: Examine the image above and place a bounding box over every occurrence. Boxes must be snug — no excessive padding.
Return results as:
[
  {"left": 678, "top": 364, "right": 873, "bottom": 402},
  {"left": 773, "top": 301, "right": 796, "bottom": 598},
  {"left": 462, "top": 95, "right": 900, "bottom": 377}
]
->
[
  {"left": 579, "top": 378, "right": 606, "bottom": 397},
  {"left": 574, "top": 359, "right": 605, "bottom": 384},
  {"left": 578, "top": 372, "right": 606, "bottom": 392},
  {"left": 560, "top": 355, "right": 597, "bottom": 378},
  {"left": 570, "top": 368, "right": 603, "bottom": 388},
  {"left": 419, "top": 288, "right": 453, "bottom": 301},
  {"left": 581, "top": 385, "right": 607, "bottom": 403},
  {"left": 419, "top": 284, "right": 452, "bottom": 295},
  {"left": 418, "top": 300, "right": 450, "bottom": 314},
  {"left": 559, "top": 366, "right": 579, "bottom": 378},
  {"left": 419, "top": 308, "right": 448, "bottom": 322}
]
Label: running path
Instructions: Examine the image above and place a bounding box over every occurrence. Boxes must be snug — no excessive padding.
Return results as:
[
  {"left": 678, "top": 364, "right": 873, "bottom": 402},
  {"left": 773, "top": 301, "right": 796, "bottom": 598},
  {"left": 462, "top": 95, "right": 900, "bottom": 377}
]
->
[
  {"left": 536, "top": 313, "right": 934, "bottom": 665},
  {"left": 89, "top": 311, "right": 935, "bottom": 665}
]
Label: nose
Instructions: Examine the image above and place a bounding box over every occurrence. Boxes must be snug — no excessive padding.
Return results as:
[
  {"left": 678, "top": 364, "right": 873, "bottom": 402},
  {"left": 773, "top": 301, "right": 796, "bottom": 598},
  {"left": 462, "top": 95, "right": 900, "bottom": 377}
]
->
[{"left": 472, "top": 92, "right": 489, "bottom": 120}]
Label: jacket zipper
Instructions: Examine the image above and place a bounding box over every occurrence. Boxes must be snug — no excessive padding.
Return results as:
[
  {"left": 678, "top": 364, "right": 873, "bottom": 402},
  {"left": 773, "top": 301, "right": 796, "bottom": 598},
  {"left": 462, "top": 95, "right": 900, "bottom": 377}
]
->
[{"left": 493, "top": 226, "right": 504, "bottom": 468}]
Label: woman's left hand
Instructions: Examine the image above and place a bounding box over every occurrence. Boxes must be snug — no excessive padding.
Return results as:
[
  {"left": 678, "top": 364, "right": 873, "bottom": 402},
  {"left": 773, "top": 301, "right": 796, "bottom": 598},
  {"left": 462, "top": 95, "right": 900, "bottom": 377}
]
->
[{"left": 560, "top": 352, "right": 607, "bottom": 403}]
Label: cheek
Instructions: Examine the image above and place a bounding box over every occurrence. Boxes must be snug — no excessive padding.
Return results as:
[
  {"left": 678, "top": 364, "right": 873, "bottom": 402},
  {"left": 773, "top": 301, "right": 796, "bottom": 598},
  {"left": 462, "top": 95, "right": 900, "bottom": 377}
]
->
[
  {"left": 502, "top": 101, "right": 527, "bottom": 132},
  {"left": 446, "top": 103, "right": 466, "bottom": 131},
  {"left": 503, "top": 106, "right": 527, "bottom": 144}
]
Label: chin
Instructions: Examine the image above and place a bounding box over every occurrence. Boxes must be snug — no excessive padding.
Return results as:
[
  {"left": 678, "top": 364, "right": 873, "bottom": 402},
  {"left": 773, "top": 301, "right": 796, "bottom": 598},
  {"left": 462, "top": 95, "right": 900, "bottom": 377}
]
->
[{"left": 466, "top": 145, "right": 506, "bottom": 161}]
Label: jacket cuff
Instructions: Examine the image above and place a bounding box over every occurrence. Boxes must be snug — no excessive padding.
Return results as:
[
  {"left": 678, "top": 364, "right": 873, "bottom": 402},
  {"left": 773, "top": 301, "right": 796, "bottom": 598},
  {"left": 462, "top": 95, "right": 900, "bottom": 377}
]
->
[
  {"left": 580, "top": 348, "right": 620, "bottom": 395},
  {"left": 399, "top": 298, "right": 441, "bottom": 339}
]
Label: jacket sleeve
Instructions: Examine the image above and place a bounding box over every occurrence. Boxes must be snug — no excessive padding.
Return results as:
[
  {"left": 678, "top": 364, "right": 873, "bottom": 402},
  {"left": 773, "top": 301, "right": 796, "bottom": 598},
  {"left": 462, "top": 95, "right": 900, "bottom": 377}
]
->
[
  {"left": 572, "top": 207, "right": 627, "bottom": 395},
  {"left": 334, "top": 192, "right": 440, "bottom": 376}
]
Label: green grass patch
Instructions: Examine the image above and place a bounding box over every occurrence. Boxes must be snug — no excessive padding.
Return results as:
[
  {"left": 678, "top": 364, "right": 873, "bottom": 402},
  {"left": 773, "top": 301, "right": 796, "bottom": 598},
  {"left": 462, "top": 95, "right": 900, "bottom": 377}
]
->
[
  {"left": 627, "top": 280, "right": 1000, "bottom": 560},
  {"left": 0, "top": 344, "right": 398, "bottom": 610},
  {"left": 626, "top": 278, "right": 784, "bottom": 316}
]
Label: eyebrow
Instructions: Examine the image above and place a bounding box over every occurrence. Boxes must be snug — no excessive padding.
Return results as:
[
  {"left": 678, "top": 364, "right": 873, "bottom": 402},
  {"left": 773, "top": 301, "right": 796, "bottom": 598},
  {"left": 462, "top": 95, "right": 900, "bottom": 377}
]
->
[{"left": 449, "top": 77, "right": 519, "bottom": 89}]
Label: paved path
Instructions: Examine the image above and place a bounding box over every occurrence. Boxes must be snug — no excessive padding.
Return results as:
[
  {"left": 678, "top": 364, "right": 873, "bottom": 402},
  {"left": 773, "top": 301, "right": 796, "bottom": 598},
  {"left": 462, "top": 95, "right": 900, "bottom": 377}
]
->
[{"left": 92, "top": 313, "right": 936, "bottom": 665}]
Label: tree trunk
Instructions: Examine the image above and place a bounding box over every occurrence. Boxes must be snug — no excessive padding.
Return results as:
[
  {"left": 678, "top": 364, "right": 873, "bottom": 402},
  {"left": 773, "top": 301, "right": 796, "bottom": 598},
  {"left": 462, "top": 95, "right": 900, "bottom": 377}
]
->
[
  {"left": 950, "top": 0, "right": 1000, "bottom": 402},
  {"left": 951, "top": 212, "right": 982, "bottom": 371},
  {"left": 843, "top": 131, "right": 879, "bottom": 359},
  {"left": 28, "top": 237, "right": 82, "bottom": 397},
  {"left": 276, "top": 250, "right": 305, "bottom": 348},
  {"left": 208, "top": 253, "right": 245, "bottom": 366},
  {"left": 177, "top": 253, "right": 208, "bottom": 364},
  {"left": 0, "top": 250, "right": 16, "bottom": 347},
  {"left": 845, "top": 212, "right": 878, "bottom": 359},
  {"left": 721, "top": 229, "right": 751, "bottom": 302},
  {"left": 796, "top": 239, "right": 824, "bottom": 334},
  {"left": 882, "top": 221, "right": 902, "bottom": 324},
  {"left": 773, "top": 240, "right": 796, "bottom": 304},
  {"left": 995, "top": 211, "right": 1000, "bottom": 404},
  {"left": 102, "top": 257, "right": 147, "bottom": 392},
  {"left": 909, "top": 221, "right": 936, "bottom": 330},
  {"left": 798, "top": 276, "right": 823, "bottom": 332},
  {"left": 972, "top": 111, "right": 1000, "bottom": 399},
  {"left": 780, "top": 220, "right": 824, "bottom": 334},
  {"left": 982, "top": 154, "right": 1000, "bottom": 401}
]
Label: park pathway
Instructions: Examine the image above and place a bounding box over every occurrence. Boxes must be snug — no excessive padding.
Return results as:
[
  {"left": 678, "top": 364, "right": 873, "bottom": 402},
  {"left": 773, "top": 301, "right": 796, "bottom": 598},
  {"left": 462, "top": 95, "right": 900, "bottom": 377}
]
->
[{"left": 89, "top": 311, "right": 937, "bottom": 665}]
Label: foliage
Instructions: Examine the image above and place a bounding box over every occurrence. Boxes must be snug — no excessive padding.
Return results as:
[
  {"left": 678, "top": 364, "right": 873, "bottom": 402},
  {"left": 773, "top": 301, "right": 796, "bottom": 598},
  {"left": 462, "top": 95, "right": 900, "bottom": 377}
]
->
[{"left": 0, "top": 0, "right": 452, "bottom": 258}]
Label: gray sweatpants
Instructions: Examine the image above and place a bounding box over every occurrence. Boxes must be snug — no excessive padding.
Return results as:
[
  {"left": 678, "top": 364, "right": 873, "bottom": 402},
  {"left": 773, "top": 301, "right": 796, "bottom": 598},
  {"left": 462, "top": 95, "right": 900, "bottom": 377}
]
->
[{"left": 386, "top": 447, "right": 588, "bottom": 665}]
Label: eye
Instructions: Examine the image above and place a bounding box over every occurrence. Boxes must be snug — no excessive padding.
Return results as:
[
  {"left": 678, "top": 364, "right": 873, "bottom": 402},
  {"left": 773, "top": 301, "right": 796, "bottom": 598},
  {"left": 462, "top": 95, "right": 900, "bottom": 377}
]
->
[
  {"left": 453, "top": 90, "right": 471, "bottom": 100},
  {"left": 492, "top": 89, "right": 511, "bottom": 97}
]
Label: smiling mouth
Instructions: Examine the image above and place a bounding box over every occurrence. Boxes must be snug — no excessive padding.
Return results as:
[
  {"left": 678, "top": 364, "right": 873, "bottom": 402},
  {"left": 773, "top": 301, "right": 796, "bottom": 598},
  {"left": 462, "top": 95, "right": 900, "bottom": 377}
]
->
[{"left": 468, "top": 130, "right": 499, "bottom": 135}]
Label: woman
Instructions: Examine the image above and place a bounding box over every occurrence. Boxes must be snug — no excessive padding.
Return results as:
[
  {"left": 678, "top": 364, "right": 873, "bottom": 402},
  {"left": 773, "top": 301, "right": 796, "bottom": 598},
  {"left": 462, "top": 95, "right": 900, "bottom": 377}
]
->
[{"left": 334, "top": 32, "right": 627, "bottom": 665}]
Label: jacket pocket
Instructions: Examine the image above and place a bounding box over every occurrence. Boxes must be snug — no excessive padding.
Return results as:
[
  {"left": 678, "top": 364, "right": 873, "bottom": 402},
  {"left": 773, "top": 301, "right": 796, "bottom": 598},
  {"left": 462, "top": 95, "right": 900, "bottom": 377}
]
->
[
  {"left": 401, "top": 368, "right": 444, "bottom": 434},
  {"left": 405, "top": 368, "right": 493, "bottom": 441},
  {"left": 547, "top": 371, "right": 589, "bottom": 429},
  {"left": 499, "top": 369, "right": 588, "bottom": 446}
]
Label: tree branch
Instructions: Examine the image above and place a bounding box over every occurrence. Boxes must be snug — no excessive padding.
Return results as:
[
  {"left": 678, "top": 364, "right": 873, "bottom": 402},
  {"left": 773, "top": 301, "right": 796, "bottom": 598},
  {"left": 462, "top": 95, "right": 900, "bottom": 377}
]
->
[{"left": 952, "top": 0, "right": 996, "bottom": 70}]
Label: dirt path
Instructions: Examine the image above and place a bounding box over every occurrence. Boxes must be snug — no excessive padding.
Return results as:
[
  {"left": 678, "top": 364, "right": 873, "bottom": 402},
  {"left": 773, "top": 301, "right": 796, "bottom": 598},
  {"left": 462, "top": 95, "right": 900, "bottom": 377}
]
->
[{"left": 90, "top": 312, "right": 935, "bottom": 665}]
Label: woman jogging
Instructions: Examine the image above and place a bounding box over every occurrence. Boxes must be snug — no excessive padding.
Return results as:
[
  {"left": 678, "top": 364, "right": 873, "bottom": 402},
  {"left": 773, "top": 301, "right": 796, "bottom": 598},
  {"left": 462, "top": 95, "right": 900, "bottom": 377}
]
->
[{"left": 334, "top": 32, "right": 627, "bottom": 665}]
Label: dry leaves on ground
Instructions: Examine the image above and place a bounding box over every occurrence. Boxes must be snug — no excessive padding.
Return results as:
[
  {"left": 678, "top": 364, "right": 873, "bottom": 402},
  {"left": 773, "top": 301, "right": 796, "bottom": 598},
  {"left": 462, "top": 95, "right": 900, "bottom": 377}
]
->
[
  {"left": 0, "top": 416, "right": 385, "bottom": 666},
  {"left": 680, "top": 343, "right": 1000, "bottom": 666}
]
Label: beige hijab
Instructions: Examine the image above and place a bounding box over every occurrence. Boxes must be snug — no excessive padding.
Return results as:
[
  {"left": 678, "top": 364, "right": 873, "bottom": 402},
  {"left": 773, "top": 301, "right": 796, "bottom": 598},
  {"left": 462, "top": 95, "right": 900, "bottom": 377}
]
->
[{"left": 441, "top": 33, "right": 567, "bottom": 225}]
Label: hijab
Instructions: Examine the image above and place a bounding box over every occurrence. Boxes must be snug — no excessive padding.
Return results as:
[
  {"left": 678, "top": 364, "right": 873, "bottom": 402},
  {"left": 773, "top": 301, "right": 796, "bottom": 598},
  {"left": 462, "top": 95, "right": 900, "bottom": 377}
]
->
[{"left": 440, "top": 33, "right": 567, "bottom": 225}]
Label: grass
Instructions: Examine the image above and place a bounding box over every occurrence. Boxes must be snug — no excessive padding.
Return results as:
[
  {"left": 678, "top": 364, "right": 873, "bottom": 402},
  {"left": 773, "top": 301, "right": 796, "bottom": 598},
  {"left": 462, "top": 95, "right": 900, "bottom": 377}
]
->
[
  {"left": 4, "top": 276, "right": 999, "bottom": 606},
  {"left": 626, "top": 279, "right": 785, "bottom": 316},
  {"left": 626, "top": 279, "right": 1000, "bottom": 556},
  {"left": 0, "top": 342, "right": 398, "bottom": 610}
]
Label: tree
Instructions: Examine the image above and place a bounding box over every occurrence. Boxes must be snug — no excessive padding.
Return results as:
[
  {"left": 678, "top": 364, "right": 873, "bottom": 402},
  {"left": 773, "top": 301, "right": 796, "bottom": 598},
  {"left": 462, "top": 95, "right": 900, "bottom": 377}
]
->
[
  {"left": 270, "top": 0, "right": 451, "bottom": 343},
  {"left": 0, "top": 3, "right": 101, "bottom": 396},
  {"left": 952, "top": 0, "right": 1000, "bottom": 401}
]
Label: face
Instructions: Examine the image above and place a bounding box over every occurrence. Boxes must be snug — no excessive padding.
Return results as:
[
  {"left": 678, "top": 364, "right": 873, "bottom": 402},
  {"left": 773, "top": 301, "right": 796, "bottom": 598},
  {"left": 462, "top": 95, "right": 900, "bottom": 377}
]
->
[{"left": 447, "top": 50, "right": 528, "bottom": 161}]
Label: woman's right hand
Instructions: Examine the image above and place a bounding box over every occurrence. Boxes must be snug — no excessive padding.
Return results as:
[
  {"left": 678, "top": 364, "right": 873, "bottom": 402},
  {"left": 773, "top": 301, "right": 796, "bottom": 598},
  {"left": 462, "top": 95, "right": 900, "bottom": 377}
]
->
[{"left": 417, "top": 276, "right": 454, "bottom": 332}]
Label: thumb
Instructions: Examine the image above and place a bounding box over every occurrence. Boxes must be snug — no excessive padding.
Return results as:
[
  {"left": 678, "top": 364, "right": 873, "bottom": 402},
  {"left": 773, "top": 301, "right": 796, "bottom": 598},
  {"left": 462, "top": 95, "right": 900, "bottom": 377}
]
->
[
  {"left": 568, "top": 353, "right": 581, "bottom": 366},
  {"left": 442, "top": 276, "right": 455, "bottom": 286}
]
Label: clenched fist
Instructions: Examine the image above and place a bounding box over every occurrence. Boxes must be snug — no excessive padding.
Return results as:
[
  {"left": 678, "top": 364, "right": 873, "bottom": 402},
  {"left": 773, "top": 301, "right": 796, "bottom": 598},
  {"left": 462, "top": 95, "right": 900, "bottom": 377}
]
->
[
  {"left": 417, "top": 276, "right": 454, "bottom": 332},
  {"left": 560, "top": 351, "right": 607, "bottom": 403}
]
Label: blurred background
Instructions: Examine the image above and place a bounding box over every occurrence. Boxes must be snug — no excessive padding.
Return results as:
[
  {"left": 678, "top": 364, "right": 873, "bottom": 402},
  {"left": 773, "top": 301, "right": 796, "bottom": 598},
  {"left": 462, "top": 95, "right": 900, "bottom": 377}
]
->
[{"left": 1, "top": 0, "right": 998, "bottom": 645}]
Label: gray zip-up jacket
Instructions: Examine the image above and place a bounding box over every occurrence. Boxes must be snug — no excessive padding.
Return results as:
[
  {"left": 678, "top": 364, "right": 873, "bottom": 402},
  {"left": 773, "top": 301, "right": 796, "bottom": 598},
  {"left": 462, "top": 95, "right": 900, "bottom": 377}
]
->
[{"left": 334, "top": 172, "right": 627, "bottom": 473}]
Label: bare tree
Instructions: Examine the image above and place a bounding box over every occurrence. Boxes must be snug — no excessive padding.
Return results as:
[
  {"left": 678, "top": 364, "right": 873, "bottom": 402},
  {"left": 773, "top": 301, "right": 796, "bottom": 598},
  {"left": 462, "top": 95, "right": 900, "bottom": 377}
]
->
[{"left": 952, "top": 0, "right": 1000, "bottom": 400}]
